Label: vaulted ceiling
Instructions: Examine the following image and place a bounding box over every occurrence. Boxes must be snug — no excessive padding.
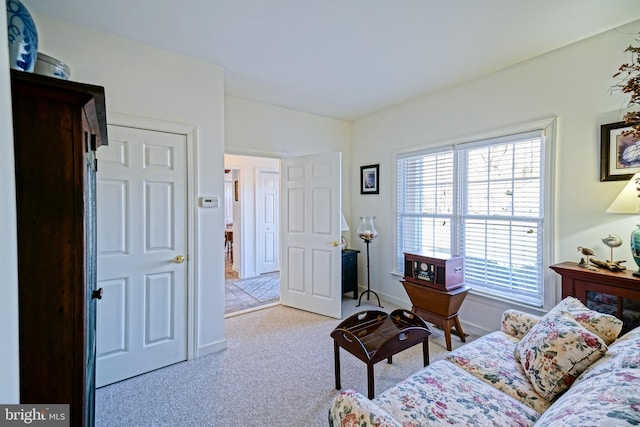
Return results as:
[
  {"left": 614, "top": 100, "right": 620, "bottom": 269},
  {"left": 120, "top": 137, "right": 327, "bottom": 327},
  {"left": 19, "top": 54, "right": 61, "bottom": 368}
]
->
[{"left": 26, "top": 0, "right": 640, "bottom": 120}]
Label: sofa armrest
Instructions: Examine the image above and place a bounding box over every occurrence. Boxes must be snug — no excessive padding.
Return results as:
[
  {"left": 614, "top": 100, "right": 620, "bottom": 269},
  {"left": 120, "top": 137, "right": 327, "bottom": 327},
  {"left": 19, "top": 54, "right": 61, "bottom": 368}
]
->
[
  {"left": 329, "top": 390, "right": 401, "bottom": 427},
  {"left": 501, "top": 309, "right": 541, "bottom": 339}
]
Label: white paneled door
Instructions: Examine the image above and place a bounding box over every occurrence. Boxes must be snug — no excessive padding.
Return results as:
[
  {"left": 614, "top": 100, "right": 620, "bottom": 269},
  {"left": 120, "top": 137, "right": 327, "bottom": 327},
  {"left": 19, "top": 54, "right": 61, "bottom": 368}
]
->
[
  {"left": 95, "top": 124, "right": 188, "bottom": 387},
  {"left": 280, "top": 152, "right": 342, "bottom": 319},
  {"left": 257, "top": 171, "right": 280, "bottom": 274}
]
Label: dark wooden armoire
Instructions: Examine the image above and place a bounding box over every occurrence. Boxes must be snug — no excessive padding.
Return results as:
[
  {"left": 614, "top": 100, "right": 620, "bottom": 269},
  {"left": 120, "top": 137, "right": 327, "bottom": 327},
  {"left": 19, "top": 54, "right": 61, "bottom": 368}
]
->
[{"left": 11, "top": 69, "right": 108, "bottom": 427}]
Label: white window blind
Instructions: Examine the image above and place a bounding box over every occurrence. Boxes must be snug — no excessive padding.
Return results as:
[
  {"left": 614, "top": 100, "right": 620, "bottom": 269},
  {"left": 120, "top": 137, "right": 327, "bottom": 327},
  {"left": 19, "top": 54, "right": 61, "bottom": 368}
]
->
[
  {"left": 396, "top": 149, "right": 453, "bottom": 271},
  {"left": 396, "top": 131, "right": 546, "bottom": 306},
  {"left": 457, "top": 133, "right": 544, "bottom": 305}
]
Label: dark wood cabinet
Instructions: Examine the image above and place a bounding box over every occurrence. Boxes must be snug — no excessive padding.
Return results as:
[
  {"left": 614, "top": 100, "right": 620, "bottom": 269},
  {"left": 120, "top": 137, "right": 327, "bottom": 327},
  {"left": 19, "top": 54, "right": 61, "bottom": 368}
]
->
[
  {"left": 11, "top": 70, "right": 108, "bottom": 427},
  {"left": 550, "top": 262, "right": 640, "bottom": 334},
  {"left": 342, "top": 249, "right": 359, "bottom": 299}
]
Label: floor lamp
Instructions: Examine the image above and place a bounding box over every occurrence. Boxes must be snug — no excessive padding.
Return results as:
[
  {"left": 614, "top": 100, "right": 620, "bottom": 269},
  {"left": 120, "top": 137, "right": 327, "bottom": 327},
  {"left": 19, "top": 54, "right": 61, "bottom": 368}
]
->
[{"left": 356, "top": 216, "right": 383, "bottom": 308}]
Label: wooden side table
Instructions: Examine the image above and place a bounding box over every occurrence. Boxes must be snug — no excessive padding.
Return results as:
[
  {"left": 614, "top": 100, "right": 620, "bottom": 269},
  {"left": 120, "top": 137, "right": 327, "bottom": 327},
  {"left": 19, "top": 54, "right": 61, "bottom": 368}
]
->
[
  {"left": 550, "top": 261, "right": 640, "bottom": 333},
  {"left": 342, "top": 249, "right": 359, "bottom": 299},
  {"left": 401, "top": 281, "right": 469, "bottom": 351},
  {"left": 331, "top": 309, "right": 431, "bottom": 399}
]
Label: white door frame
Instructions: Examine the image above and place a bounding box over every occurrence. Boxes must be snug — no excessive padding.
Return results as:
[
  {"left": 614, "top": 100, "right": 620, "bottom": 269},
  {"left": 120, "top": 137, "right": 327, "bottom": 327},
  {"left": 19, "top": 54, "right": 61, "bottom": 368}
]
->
[
  {"left": 223, "top": 155, "right": 280, "bottom": 279},
  {"left": 106, "top": 112, "right": 199, "bottom": 360}
]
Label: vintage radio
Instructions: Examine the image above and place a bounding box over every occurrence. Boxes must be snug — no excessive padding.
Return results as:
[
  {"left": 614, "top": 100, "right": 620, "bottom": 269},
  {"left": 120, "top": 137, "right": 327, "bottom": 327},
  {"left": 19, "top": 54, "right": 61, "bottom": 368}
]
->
[{"left": 403, "top": 251, "right": 464, "bottom": 291}]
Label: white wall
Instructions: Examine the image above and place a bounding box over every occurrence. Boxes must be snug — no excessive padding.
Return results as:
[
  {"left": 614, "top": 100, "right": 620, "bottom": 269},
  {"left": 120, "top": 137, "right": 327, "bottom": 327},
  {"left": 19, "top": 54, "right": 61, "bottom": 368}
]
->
[
  {"left": 0, "top": 6, "right": 20, "bottom": 403},
  {"left": 351, "top": 20, "right": 640, "bottom": 335},
  {"left": 224, "top": 97, "right": 352, "bottom": 281},
  {"left": 15, "top": 6, "right": 636, "bottom": 361},
  {"left": 225, "top": 96, "right": 353, "bottom": 221},
  {"left": 33, "top": 11, "right": 227, "bottom": 357}
]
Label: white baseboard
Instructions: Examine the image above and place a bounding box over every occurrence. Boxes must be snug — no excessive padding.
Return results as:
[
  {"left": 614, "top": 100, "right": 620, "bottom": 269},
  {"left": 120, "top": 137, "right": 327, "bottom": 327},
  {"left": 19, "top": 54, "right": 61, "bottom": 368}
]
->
[{"left": 195, "top": 339, "right": 227, "bottom": 358}]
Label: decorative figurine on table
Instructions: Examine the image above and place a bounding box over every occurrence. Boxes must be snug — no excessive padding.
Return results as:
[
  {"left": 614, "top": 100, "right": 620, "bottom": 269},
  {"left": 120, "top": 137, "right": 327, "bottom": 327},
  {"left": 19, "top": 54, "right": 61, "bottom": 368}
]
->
[
  {"left": 594, "top": 234, "right": 627, "bottom": 272},
  {"left": 602, "top": 234, "right": 624, "bottom": 261},
  {"left": 590, "top": 258, "right": 627, "bottom": 272},
  {"left": 577, "top": 239, "right": 627, "bottom": 272},
  {"left": 577, "top": 246, "right": 598, "bottom": 270}
]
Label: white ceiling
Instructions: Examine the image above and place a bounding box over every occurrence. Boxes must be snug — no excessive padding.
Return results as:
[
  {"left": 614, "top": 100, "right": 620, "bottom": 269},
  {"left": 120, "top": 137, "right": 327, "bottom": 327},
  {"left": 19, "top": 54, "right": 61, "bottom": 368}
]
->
[{"left": 25, "top": 0, "right": 640, "bottom": 121}]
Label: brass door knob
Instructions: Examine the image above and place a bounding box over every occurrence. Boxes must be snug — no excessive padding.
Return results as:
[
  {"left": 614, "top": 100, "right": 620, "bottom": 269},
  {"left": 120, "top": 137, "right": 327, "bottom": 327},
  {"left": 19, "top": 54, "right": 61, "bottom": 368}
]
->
[{"left": 172, "top": 255, "right": 185, "bottom": 263}]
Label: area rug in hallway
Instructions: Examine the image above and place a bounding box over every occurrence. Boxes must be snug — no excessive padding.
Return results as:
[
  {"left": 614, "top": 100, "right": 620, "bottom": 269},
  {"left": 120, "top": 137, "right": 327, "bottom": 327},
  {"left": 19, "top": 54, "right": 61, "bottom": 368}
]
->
[{"left": 232, "top": 275, "right": 280, "bottom": 302}]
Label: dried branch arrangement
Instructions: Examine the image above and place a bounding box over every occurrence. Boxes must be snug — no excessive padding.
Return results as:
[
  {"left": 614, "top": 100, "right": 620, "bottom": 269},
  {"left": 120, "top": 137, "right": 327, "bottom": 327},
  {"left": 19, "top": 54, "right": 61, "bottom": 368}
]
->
[{"left": 614, "top": 38, "right": 640, "bottom": 138}]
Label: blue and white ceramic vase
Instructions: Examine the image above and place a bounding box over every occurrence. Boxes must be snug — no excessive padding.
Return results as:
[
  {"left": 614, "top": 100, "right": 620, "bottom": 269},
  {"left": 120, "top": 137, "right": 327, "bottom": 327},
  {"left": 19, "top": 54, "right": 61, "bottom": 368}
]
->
[{"left": 6, "top": 0, "right": 38, "bottom": 72}]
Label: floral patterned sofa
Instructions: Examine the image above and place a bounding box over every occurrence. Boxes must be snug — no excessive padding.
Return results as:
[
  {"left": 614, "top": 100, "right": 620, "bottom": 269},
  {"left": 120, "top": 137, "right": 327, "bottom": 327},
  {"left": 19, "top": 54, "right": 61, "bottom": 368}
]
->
[{"left": 329, "top": 297, "right": 640, "bottom": 426}]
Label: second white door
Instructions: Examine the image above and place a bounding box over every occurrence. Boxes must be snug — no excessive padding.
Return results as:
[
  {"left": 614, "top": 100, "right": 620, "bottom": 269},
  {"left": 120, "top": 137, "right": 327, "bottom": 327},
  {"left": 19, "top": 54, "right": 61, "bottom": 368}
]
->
[
  {"left": 257, "top": 171, "right": 279, "bottom": 274},
  {"left": 95, "top": 124, "right": 188, "bottom": 387}
]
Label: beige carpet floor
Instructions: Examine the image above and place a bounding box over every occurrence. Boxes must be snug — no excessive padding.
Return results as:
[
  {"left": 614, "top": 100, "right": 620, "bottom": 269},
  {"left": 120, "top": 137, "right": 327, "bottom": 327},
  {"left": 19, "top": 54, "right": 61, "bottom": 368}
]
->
[{"left": 96, "top": 298, "right": 474, "bottom": 426}]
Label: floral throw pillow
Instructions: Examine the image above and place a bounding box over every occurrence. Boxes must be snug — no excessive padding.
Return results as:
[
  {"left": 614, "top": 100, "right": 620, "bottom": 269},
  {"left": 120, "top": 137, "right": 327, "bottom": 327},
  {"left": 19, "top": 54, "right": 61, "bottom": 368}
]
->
[
  {"left": 554, "top": 296, "right": 622, "bottom": 345},
  {"left": 514, "top": 309, "right": 608, "bottom": 401}
]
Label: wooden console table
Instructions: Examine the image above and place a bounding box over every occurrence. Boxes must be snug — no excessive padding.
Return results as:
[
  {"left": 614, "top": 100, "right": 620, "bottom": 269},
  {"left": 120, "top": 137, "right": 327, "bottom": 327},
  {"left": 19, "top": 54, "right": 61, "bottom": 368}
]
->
[
  {"left": 331, "top": 309, "right": 431, "bottom": 399},
  {"left": 550, "top": 262, "right": 640, "bottom": 333},
  {"left": 401, "top": 252, "right": 468, "bottom": 350},
  {"left": 401, "top": 281, "right": 469, "bottom": 350}
]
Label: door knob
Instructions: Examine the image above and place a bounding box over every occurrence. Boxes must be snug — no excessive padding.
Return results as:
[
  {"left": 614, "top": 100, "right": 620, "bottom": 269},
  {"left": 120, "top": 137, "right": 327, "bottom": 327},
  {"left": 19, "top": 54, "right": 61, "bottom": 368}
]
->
[
  {"left": 92, "top": 288, "right": 103, "bottom": 300},
  {"left": 328, "top": 241, "right": 340, "bottom": 247},
  {"left": 172, "top": 255, "right": 185, "bottom": 263}
]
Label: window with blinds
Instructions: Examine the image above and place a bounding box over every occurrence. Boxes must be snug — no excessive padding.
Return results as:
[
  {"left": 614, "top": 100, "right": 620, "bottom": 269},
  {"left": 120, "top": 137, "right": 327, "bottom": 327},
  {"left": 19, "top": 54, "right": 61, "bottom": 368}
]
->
[{"left": 397, "top": 130, "right": 546, "bottom": 306}]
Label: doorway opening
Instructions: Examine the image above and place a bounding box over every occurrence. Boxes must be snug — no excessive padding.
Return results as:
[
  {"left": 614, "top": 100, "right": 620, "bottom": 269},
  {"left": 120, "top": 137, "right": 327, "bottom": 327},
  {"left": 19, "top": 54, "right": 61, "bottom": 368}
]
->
[{"left": 223, "top": 155, "right": 281, "bottom": 316}]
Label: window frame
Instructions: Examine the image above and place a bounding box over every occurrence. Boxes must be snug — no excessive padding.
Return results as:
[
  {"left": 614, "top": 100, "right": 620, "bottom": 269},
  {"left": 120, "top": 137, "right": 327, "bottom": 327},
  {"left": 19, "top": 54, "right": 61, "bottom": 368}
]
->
[{"left": 394, "top": 118, "right": 556, "bottom": 309}]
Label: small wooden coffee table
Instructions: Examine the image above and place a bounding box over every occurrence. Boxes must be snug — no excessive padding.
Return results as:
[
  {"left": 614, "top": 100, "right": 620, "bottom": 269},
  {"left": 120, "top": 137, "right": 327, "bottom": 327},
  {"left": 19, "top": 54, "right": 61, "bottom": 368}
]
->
[{"left": 331, "top": 309, "right": 431, "bottom": 399}]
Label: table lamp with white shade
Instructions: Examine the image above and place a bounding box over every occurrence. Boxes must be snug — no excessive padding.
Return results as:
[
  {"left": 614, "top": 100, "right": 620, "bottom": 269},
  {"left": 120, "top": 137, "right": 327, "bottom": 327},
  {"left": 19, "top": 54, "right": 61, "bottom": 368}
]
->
[
  {"left": 340, "top": 213, "right": 349, "bottom": 250},
  {"left": 606, "top": 173, "right": 640, "bottom": 276}
]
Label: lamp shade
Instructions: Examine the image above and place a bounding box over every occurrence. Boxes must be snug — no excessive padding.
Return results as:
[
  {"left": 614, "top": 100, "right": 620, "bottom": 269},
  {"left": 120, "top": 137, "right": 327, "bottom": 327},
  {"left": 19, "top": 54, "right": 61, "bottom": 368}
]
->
[
  {"left": 341, "top": 213, "right": 349, "bottom": 231},
  {"left": 605, "top": 172, "right": 640, "bottom": 277},
  {"left": 606, "top": 173, "right": 640, "bottom": 214}
]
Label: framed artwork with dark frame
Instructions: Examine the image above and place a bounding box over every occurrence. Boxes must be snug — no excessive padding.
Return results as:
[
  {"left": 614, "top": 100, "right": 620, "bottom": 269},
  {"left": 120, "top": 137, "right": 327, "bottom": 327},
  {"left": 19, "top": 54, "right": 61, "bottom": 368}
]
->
[
  {"left": 601, "top": 121, "right": 640, "bottom": 181},
  {"left": 360, "top": 164, "right": 379, "bottom": 194}
]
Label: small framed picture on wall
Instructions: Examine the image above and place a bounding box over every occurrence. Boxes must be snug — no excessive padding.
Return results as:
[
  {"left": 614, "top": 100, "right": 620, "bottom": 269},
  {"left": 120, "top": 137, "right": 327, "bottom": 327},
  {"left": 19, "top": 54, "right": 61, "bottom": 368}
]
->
[
  {"left": 360, "top": 164, "right": 379, "bottom": 194},
  {"left": 601, "top": 121, "right": 640, "bottom": 181}
]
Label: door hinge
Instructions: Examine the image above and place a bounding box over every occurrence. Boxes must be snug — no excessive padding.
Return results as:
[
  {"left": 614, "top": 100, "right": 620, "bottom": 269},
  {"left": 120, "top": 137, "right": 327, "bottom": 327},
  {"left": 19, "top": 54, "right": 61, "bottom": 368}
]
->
[{"left": 90, "top": 133, "right": 98, "bottom": 151}]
